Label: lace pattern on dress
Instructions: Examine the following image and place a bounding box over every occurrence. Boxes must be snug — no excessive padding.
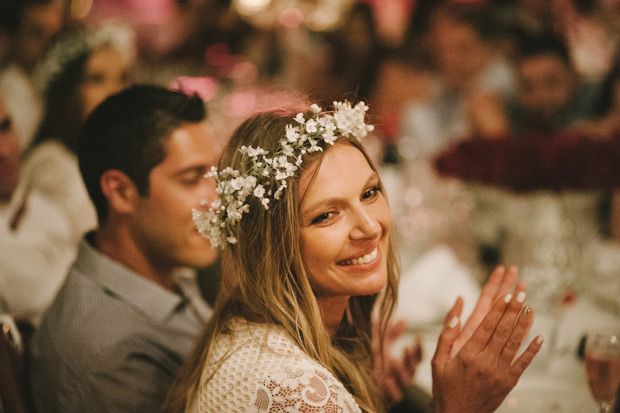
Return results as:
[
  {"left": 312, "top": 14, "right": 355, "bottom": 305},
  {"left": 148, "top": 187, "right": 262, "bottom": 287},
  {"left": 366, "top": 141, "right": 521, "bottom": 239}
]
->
[
  {"left": 251, "top": 368, "right": 355, "bottom": 412},
  {"left": 194, "top": 318, "right": 361, "bottom": 413}
]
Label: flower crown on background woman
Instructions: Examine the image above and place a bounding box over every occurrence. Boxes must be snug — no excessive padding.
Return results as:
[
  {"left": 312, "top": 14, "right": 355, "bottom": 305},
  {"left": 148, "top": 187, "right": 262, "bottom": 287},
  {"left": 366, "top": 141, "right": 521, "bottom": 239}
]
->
[
  {"left": 193, "top": 101, "right": 375, "bottom": 247},
  {"left": 35, "top": 21, "right": 135, "bottom": 93}
]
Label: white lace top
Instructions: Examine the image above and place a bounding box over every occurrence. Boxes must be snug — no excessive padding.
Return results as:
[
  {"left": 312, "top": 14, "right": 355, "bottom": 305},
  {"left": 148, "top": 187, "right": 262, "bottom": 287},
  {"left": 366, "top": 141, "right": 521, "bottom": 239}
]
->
[{"left": 190, "top": 318, "right": 362, "bottom": 412}]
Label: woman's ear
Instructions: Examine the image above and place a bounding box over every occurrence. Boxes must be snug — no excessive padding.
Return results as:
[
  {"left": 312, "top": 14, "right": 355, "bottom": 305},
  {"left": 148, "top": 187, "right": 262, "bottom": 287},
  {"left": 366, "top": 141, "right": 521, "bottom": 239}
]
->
[{"left": 99, "top": 169, "right": 139, "bottom": 215}]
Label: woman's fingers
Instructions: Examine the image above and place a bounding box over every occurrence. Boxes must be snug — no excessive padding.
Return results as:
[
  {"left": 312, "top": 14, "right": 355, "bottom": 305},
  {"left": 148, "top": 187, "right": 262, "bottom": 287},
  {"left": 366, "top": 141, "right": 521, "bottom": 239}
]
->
[
  {"left": 498, "top": 304, "right": 536, "bottom": 367},
  {"left": 485, "top": 291, "right": 529, "bottom": 362},
  {"left": 480, "top": 266, "right": 517, "bottom": 305},
  {"left": 432, "top": 297, "right": 463, "bottom": 368},
  {"left": 510, "top": 334, "right": 544, "bottom": 381},
  {"left": 460, "top": 292, "right": 512, "bottom": 355},
  {"left": 458, "top": 267, "right": 518, "bottom": 346}
]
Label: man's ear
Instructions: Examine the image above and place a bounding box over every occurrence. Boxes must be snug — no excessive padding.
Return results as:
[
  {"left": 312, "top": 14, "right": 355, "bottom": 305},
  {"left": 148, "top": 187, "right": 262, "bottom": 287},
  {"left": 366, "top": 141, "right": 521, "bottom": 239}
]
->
[{"left": 100, "top": 169, "right": 139, "bottom": 214}]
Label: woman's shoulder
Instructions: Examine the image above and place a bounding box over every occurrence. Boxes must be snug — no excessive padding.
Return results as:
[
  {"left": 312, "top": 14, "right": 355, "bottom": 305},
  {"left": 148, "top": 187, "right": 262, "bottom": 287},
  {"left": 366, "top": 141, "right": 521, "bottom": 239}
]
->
[
  {"left": 22, "top": 140, "right": 78, "bottom": 182},
  {"left": 207, "top": 318, "right": 314, "bottom": 374},
  {"left": 195, "top": 318, "right": 361, "bottom": 412},
  {"left": 25, "top": 139, "right": 75, "bottom": 164}
]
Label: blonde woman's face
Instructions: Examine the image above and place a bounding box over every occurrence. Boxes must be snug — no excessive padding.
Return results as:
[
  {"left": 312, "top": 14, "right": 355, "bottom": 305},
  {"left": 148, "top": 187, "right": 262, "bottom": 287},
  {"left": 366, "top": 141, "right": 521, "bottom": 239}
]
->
[
  {"left": 80, "top": 46, "right": 132, "bottom": 121},
  {"left": 299, "top": 143, "right": 391, "bottom": 301}
]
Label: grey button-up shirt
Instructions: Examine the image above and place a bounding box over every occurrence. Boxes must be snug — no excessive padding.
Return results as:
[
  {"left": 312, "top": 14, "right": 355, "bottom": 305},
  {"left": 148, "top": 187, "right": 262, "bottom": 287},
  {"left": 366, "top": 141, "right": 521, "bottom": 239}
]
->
[{"left": 30, "top": 235, "right": 211, "bottom": 412}]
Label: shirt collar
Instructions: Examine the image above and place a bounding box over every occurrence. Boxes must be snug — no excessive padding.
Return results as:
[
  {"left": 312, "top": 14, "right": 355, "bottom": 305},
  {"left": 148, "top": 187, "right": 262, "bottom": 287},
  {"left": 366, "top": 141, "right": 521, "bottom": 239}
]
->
[{"left": 74, "top": 234, "right": 187, "bottom": 323}]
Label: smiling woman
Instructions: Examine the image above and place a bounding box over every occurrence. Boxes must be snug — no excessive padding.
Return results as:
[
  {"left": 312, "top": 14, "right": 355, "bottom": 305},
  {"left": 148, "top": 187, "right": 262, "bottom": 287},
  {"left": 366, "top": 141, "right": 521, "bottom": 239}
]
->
[
  {"left": 165, "top": 101, "right": 543, "bottom": 413},
  {"left": 299, "top": 144, "right": 391, "bottom": 326}
]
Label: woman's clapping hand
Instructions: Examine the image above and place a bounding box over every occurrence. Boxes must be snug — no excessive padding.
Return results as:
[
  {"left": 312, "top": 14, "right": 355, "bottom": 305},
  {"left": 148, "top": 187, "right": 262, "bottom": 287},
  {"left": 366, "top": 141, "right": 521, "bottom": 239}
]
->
[{"left": 431, "top": 266, "right": 543, "bottom": 413}]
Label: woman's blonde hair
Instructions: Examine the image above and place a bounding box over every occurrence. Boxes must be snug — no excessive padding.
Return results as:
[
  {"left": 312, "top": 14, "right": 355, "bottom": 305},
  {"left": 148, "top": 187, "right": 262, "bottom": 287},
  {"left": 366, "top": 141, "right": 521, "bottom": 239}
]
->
[{"left": 164, "top": 108, "right": 400, "bottom": 412}]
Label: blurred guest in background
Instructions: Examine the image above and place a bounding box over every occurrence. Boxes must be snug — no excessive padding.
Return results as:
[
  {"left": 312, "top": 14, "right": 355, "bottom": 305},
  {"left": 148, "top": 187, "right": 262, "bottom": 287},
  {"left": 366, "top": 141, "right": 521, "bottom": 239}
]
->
[
  {"left": 21, "top": 22, "right": 136, "bottom": 245},
  {"left": 0, "top": 0, "right": 64, "bottom": 149},
  {"left": 0, "top": 85, "right": 75, "bottom": 326},
  {"left": 504, "top": 31, "right": 601, "bottom": 135},
  {"left": 399, "top": 2, "right": 517, "bottom": 160},
  {"left": 30, "top": 85, "right": 219, "bottom": 412}
]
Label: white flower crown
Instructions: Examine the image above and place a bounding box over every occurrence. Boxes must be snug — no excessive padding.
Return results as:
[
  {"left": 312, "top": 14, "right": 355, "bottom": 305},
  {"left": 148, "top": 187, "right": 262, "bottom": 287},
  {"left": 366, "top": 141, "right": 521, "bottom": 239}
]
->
[
  {"left": 35, "top": 21, "right": 135, "bottom": 93},
  {"left": 193, "top": 101, "right": 375, "bottom": 248}
]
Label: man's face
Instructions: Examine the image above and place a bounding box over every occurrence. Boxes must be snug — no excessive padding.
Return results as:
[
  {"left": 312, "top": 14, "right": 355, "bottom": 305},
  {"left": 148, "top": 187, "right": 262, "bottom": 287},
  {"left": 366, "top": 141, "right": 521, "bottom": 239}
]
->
[
  {"left": 518, "top": 54, "right": 576, "bottom": 123},
  {"left": 0, "top": 94, "right": 21, "bottom": 201},
  {"left": 132, "top": 120, "right": 219, "bottom": 270},
  {"left": 431, "top": 19, "right": 488, "bottom": 91},
  {"left": 13, "top": 2, "right": 64, "bottom": 72}
]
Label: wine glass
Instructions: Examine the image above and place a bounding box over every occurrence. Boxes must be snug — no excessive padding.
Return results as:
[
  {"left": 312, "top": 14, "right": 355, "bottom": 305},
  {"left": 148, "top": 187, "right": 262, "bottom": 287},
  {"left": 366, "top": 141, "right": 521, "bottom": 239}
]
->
[{"left": 585, "top": 329, "right": 620, "bottom": 412}]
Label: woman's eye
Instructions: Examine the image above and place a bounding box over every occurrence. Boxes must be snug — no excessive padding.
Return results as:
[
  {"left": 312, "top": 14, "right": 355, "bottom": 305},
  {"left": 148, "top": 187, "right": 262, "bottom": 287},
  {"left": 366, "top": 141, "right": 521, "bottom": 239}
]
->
[
  {"left": 311, "top": 211, "right": 334, "bottom": 225},
  {"left": 362, "top": 186, "right": 381, "bottom": 200}
]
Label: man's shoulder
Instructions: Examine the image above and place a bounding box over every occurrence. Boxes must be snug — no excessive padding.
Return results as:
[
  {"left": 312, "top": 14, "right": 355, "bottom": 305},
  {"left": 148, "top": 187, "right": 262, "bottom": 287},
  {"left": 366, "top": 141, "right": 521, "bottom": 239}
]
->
[{"left": 33, "top": 267, "right": 155, "bottom": 360}]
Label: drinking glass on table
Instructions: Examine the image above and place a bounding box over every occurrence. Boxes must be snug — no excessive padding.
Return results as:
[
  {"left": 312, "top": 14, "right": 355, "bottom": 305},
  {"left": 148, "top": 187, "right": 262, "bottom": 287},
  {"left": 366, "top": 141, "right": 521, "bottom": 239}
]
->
[{"left": 585, "top": 329, "right": 620, "bottom": 413}]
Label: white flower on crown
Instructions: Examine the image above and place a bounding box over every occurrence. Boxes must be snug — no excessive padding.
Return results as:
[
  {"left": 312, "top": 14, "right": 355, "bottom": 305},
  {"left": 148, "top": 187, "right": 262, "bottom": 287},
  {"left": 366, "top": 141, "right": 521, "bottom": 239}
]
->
[{"left": 193, "top": 101, "right": 374, "bottom": 248}]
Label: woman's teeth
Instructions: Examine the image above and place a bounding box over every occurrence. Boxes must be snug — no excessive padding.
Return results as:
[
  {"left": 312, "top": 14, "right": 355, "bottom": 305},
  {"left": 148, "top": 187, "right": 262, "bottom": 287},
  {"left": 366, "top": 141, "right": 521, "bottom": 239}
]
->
[{"left": 342, "top": 248, "right": 378, "bottom": 265}]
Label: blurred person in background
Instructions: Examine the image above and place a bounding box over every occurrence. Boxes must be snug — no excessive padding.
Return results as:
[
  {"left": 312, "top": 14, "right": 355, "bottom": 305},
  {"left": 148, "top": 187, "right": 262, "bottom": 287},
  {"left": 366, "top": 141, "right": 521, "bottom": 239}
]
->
[
  {"left": 0, "top": 85, "right": 75, "bottom": 326},
  {"left": 399, "top": 1, "right": 518, "bottom": 161},
  {"left": 29, "top": 85, "right": 219, "bottom": 412},
  {"left": 503, "top": 31, "right": 602, "bottom": 135},
  {"left": 21, "top": 22, "right": 136, "bottom": 246},
  {"left": 0, "top": 0, "right": 64, "bottom": 150}
]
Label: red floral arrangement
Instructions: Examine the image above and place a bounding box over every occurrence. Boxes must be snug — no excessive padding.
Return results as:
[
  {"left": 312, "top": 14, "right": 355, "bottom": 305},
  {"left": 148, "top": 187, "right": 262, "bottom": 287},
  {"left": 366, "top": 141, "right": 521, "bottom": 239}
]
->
[{"left": 433, "top": 131, "right": 620, "bottom": 192}]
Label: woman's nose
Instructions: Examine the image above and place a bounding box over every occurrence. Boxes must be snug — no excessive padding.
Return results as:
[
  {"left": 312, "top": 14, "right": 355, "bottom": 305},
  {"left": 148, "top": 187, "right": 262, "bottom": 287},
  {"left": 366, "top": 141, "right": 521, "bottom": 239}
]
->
[{"left": 350, "top": 207, "right": 381, "bottom": 240}]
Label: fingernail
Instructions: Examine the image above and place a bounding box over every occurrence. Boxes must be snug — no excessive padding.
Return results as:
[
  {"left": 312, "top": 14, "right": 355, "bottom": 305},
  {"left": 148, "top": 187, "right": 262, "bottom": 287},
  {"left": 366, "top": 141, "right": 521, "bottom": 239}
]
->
[
  {"left": 537, "top": 336, "right": 544, "bottom": 345},
  {"left": 523, "top": 306, "right": 532, "bottom": 316},
  {"left": 449, "top": 316, "right": 459, "bottom": 328},
  {"left": 517, "top": 291, "right": 526, "bottom": 303},
  {"left": 504, "top": 293, "right": 512, "bottom": 303}
]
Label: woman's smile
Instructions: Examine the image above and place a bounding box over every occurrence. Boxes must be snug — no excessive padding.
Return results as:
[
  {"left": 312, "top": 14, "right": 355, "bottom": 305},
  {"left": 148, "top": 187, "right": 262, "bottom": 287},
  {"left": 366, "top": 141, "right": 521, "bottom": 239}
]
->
[{"left": 338, "top": 247, "right": 379, "bottom": 266}]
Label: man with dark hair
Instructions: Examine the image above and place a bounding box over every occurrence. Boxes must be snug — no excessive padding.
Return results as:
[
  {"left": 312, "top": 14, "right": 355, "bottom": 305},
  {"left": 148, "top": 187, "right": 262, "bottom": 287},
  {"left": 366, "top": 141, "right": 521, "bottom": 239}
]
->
[
  {"left": 507, "top": 32, "right": 601, "bottom": 135},
  {"left": 29, "top": 85, "right": 219, "bottom": 412}
]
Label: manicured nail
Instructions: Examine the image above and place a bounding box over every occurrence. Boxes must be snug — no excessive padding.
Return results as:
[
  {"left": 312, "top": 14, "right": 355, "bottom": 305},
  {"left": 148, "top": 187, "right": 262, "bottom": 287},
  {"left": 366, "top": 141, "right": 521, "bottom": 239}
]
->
[
  {"left": 449, "top": 316, "right": 459, "bottom": 328},
  {"left": 523, "top": 306, "right": 532, "bottom": 316},
  {"left": 517, "top": 291, "right": 526, "bottom": 303},
  {"left": 504, "top": 293, "right": 512, "bottom": 303},
  {"left": 536, "top": 336, "right": 544, "bottom": 345}
]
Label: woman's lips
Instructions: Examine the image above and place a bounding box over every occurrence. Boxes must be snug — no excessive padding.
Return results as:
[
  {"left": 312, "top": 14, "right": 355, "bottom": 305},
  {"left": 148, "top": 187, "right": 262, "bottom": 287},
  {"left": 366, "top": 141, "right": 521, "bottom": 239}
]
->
[{"left": 338, "top": 247, "right": 378, "bottom": 266}]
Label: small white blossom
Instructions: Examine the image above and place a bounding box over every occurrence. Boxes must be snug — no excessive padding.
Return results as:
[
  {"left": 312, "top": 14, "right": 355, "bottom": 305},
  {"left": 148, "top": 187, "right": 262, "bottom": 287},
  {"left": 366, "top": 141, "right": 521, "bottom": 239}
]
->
[
  {"left": 285, "top": 124, "right": 300, "bottom": 142},
  {"left": 305, "top": 119, "right": 318, "bottom": 133},
  {"left": 253, "top": 184, "right": 265, "bottom": 198}
]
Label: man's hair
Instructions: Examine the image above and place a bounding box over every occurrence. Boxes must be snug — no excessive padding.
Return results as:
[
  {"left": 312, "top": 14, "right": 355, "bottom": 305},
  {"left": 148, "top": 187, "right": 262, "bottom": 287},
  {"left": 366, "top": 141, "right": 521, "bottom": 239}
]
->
[
  {"left": 516, "top": 32, "right": 572, "bottom": 68},
  {"left": 78, "top": 84, "right": 206, "bottom": 223}
]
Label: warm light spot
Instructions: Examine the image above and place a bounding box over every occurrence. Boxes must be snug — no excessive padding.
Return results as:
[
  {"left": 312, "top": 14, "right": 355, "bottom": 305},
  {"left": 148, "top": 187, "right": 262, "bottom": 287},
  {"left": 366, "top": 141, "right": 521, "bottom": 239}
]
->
[
  {"left": 70, "top": 0, "right": 93, "bottom": 20},
  {"left": 278, "top": 8, "right": 304, "bottom": 28},
  {"left": 236, "top": 0, "right": 271, "bottom": 15}
]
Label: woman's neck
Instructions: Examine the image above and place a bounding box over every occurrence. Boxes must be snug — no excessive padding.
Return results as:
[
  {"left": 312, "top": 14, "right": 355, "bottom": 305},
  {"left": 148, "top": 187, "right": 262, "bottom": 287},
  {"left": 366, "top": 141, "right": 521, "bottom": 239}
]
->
[{"left": 316, "top": 295, "right": 350, "bottom": 334}]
